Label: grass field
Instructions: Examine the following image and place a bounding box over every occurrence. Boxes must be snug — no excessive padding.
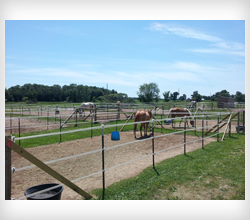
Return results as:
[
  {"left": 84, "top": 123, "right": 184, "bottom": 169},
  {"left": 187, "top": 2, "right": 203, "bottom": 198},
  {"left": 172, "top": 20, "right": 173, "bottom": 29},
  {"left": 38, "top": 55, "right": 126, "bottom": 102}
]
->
[{"left": 91, "top": 132, "right": 245, "bottom": 200}]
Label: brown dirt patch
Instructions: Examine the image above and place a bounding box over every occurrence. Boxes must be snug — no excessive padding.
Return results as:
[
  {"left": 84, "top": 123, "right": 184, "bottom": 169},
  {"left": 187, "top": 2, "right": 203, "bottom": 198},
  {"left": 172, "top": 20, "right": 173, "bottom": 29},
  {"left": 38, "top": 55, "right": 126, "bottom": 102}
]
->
[{"left": 11, "top": 131, "right": 216, "bottom": 200}]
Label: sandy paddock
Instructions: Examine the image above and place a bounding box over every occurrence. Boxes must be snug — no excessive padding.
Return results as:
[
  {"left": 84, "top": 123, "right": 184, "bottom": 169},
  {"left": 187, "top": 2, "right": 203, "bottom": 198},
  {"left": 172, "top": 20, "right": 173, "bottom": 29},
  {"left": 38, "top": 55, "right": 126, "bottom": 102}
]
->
[
  {"left": 5, "top": 112, "right": 239, "bottom": 136},
  {"left": 7, "top": 111, "right": 239, "bottom": 200},
  {"left": 11, "top": 130, "right": 218, "bottom": 200}
]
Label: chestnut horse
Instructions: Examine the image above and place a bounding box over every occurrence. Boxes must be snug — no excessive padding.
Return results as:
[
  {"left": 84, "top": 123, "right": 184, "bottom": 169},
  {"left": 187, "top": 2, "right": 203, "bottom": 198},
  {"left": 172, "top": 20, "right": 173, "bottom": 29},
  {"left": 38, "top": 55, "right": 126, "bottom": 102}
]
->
[
  {"left": 134, "top": 110, "right": 152, "bottom": 138},
  {"left": 168, "top": 107, "right": 194, "bottom": 127}
]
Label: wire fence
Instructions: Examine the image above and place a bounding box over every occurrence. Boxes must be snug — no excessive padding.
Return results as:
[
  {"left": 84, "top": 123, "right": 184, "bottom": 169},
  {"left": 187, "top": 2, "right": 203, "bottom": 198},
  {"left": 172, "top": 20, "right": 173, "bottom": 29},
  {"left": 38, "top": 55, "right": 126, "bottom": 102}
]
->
[{"left": 7, "top": 111, "right": 238, "bottom": 200}]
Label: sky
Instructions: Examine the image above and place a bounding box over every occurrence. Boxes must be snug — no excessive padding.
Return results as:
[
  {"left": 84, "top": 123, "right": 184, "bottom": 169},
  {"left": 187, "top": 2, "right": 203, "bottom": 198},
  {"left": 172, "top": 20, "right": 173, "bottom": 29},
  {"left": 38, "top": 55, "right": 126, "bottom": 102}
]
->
[{"left": 5, "top": 20, "right": 245, "bottom": 99}]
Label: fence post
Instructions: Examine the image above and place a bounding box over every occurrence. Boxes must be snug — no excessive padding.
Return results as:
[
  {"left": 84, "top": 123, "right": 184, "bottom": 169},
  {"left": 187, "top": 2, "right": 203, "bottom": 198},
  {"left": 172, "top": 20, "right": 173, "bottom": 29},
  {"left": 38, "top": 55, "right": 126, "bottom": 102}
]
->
[
  {"left": 5, "top": 136, "right": 12, "bottom": 200},
  {"left": 10, "top": 112, "right": 12, "bottom": 134},
  {"left": 47, "top": 109, "right": 49, "bottom": 130},
  {"left": 91, "top": 113, "right": 93, "bottom": 138},
  {"left": 184, "top": 116, "right": 186, "bottom": 155},
  {"left": 217, "top": 113, "right": 220, "bottom": 142},
  {"left": 75, "top": 111, "right": 78, "bottom": 127},
  {"left": 152, "top": 119, "right": 155, "bottom": 170},
  {"left": 101, "top": 124, "right": 105, "bottom": 200},
  {"left": 94, "top": 109, "right": 97, "bottom": 123},
  {"left": 194, "top": 114, "right": 196, "bottom": 136},
  {"left": 37, "top": 106, "right": 39, "bottom": 120},
  {"left": 59, "top": 116, "right": 62, "bottom": 143},
  {"left": 229, "top": 113, "right": 231, "bottom": 137},
  {"left": 106, "top": 103, "right": 108, "bottom": 120},
  {"left": 237, "top": 111, "right": 240, "bottom": 133},
  {"left": 202, "top": 115, "right": 204, "bottom": 149},
  {"left": 243, "top": 110, "right": 245, "bottom": 132},
  {"left": 18, "top": 117, "right": 21, "bottom": 146}
]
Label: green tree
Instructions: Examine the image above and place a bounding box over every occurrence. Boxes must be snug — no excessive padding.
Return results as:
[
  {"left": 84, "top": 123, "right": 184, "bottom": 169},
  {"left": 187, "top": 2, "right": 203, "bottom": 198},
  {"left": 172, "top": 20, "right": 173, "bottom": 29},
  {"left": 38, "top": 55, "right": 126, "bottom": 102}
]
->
[
  {"left": 163, "top": 91, "right": 170, "bottom": 102},
  {"left": 234, "top": 91, "right": 245, "bottom": 102},
  {"left": 170, "top": 92, "right": 179, "bottom": 102},
  {"left": 217, "top": 89, "right": 230, "bottom": 97},
  {"left": 137, "top": 83, "right": 160, "bottom": 103},
  {"left": 191, "top": 91, "right": 202, "bottom": 102},
  {"left": 210, "top": 89, "right": 231, "bottom": 101},
  {"left": 179, "top": 94, "right": 186, "bottom": 101}
]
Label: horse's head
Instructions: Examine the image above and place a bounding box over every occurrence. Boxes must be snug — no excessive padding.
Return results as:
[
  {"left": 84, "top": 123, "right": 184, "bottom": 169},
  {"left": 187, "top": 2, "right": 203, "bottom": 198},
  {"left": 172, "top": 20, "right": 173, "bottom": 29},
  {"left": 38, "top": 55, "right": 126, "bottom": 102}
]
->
[{"left": 190, "top": 119, "right": 195, "bottom": 127}]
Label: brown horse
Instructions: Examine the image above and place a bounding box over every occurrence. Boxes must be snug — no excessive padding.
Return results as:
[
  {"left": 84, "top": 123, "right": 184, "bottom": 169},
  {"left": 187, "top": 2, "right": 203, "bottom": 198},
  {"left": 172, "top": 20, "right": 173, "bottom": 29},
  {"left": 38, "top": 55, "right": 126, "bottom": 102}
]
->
[
  {"left": 168, "top": 107, "right": 194, "bottom": 127},
  {"left": 134, "top": 110, "right": 152, "bottom": 138}
]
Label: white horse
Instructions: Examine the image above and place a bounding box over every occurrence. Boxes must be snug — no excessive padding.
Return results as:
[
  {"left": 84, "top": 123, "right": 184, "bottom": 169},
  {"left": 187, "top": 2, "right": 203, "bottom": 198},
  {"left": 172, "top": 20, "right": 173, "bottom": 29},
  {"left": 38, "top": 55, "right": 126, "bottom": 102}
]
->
[
  {"left": 189, "top": 101, "right": 196, "bottom": 109},
  {"left": 79, "top": 102, "right": 96, "bottom": 117}
]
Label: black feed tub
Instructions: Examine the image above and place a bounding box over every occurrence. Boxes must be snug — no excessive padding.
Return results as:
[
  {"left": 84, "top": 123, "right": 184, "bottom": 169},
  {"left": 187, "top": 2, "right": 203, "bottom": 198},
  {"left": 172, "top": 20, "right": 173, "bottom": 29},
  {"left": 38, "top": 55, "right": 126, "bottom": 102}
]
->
[{"left": 24, "top": 183, "right": 63, "bottom": 200}]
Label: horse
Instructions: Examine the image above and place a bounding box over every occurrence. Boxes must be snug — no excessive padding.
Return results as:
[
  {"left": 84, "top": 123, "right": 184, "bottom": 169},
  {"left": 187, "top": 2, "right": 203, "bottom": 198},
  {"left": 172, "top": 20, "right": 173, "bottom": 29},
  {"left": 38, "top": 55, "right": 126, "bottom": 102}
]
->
[
  {"left": 79, "top": 102, "right": 96, "bottom": 117},
  {"left": 134, "top": 110, "right": 152, "bottom": 138},
  {"left": 168, "top": 107, "right": 194, "bottom": 127},
  {"left": 189, "top": 101, "right": 196, "bottom": 109}
]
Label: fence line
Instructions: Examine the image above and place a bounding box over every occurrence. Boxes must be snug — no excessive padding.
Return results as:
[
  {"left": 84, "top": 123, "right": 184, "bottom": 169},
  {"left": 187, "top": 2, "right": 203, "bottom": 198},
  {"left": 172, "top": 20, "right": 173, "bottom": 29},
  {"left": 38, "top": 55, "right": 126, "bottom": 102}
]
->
[
  {"left": 13, "top": 113, "right": 228, "bottom": 141},
  {"left": 6, "top": 110, "right": 237, "bottom": 135},
  {"left": 13, "top": 128, "right": 226, "bottom": 200},
  {"left": 14, "top": 122, "right": 220, "bottom": 172},
  {"left": 8, "top": 111, "right": 238, "bottom": 200}
]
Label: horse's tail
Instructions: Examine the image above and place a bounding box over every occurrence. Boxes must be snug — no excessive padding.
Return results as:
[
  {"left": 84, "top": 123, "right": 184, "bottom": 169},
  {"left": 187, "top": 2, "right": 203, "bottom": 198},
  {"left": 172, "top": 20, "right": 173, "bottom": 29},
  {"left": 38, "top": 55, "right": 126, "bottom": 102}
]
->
[{"left": 167, "top": 108, "right": 172, "bottom": 118}]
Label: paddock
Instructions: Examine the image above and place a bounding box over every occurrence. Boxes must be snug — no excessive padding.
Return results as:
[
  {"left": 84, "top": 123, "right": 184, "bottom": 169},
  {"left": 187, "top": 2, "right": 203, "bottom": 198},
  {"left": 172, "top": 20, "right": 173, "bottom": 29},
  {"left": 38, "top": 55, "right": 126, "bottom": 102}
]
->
[
  {"left": 10, "top": 131, "right": 216, "bottom": 200},
  {"left": 5, "top": 105, "right": 245, "bottom": 200}
]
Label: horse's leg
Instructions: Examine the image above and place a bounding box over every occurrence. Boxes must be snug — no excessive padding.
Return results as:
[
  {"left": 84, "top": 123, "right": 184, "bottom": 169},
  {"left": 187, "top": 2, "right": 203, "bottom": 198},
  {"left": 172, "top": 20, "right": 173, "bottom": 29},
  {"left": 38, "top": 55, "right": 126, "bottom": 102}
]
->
[
  {"left": 134, "top": 123, "right": 137, "bottom": 138},
  {"left": 179, "top": 118, "right": 183, "bottom": 126}
]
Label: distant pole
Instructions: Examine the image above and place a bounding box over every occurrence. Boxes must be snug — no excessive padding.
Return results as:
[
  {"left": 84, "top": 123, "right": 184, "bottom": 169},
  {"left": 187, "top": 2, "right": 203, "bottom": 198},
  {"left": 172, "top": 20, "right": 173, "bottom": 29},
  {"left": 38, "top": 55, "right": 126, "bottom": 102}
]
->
[
  {"left": 184, "top": 116, "right": 186, "bottom": 155},
  {"left": 18, "top": 117, "right": 21, "bottom": 146},
  {"left": 106, "top": 84, "right": 108, "bottom": 101}
]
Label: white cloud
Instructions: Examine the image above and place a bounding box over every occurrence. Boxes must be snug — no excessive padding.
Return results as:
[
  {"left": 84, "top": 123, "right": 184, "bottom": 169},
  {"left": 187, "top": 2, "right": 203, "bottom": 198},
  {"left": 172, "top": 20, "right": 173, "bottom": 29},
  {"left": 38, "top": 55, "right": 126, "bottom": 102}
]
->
[
  {"left": 150, "top": 23, "right": 220, "bottom": 42},
  {"left": 149, "top": 22, "right": 245, "bottom": 57}
]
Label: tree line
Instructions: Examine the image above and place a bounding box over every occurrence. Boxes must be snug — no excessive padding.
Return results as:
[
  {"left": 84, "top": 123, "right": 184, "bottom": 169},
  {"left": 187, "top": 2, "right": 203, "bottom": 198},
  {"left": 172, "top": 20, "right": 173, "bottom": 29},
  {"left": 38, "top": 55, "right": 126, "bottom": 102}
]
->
[
  {"left": 137, "top": 83, "right": 245, "bottom": 103},
  {"left": 5, "top": 82, "right": 245, "bottom": 104},
  {"left": 5, "top": 83, "right": 135, "bottom": 103}
]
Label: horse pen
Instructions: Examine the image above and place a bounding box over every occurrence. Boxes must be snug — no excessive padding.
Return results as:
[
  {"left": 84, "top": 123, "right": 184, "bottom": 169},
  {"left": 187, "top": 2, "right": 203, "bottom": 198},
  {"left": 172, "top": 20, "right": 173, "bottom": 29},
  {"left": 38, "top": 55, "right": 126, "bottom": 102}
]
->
[{"left": 5, "top": 103, "right": 244, "bottom": 200}]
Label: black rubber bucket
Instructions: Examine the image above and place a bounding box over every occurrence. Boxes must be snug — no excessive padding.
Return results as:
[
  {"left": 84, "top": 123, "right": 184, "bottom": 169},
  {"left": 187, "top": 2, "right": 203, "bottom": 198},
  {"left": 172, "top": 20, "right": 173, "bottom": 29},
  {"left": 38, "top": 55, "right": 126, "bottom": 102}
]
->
[{"left": 24, "top": 183, "right": 63, "bottom": 200}]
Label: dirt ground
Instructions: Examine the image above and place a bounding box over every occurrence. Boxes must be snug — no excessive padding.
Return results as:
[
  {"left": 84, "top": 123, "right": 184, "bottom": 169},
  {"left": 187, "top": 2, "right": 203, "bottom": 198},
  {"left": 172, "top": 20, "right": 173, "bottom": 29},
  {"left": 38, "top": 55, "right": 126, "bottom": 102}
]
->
[{"left": 11, "top": 131, "right": 218, "bottom": 200}]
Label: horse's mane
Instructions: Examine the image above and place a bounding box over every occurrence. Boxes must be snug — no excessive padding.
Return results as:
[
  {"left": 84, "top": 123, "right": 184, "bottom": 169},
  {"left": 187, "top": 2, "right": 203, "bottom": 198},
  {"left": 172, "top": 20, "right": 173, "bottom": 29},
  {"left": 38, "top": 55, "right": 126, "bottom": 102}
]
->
[{"left": 184, "top": 108, "right": 194, "bottom": 119}]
